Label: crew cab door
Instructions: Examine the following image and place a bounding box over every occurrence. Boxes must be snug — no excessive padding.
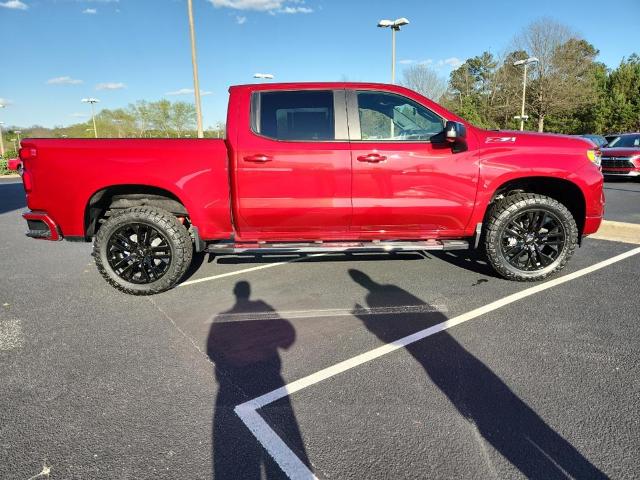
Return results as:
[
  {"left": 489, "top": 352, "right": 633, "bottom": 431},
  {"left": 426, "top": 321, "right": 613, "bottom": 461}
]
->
[
  {"left": 234, "top": 89, "right": 352, "bottom": 239},
  {"left": 347, "top": 89, "right": 479, "bottom": 236}
]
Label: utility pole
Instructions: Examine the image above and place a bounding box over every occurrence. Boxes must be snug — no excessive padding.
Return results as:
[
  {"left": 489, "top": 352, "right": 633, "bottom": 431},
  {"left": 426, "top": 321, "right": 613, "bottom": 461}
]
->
[{"left": 187, "top": 0, "right": 204, "bottom": 138}]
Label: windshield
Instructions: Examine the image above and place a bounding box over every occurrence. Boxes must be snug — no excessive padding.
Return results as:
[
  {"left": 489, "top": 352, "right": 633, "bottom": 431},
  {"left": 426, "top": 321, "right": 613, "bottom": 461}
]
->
[{"left": 607, "top": 134, "right": 640, "bottom": 148}]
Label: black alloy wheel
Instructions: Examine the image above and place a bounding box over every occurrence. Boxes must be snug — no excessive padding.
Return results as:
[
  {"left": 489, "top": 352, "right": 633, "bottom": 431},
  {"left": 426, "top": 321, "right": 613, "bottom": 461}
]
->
[
  {"left": 106, "top": 223, "right": 172, "bottom": 284},
  {"left": 499, "top": 209, "right": 566, "bottom": 271},
  {"left": 94, "top": 206, "right": 193, "bottom": 295},
  {"left": 484, "top": 193, "right": 578, "bottom": 282}
]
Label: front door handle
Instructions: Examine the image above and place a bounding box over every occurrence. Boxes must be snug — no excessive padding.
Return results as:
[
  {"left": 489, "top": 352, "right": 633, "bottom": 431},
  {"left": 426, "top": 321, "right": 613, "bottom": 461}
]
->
[
  {"left": 357, "top": 153, "right": 387, "bottom": 163},
  {"left": 244, "top": 154, "right": 272, "bottom": 163}
]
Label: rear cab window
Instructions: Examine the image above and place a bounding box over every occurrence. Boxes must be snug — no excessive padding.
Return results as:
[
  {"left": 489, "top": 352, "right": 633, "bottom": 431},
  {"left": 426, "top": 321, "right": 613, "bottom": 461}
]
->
[{"left": 252, "top": 90, "right": 342, "bottom": 141}]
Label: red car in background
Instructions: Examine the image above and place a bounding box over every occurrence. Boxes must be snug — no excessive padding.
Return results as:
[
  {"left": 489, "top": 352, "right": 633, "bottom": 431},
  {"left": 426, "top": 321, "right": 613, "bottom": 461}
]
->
[
  {"left": 7, "top": 157, "right": 23, "bottom": 175},
  {"left": 601, "top": 133, "right": 640, "bottom": 178}
]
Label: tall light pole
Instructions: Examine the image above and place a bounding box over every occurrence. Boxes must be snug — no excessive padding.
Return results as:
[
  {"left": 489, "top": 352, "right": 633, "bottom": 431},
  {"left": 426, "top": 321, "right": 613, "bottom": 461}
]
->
[
  {"left": 513, "top": 57, "right": 538, "bottom": 131},
  {"left": 15, "top": 130, "right": 22, "bottom": 145},
  {"left": 187, "top": 0, "right": 204, "bottom": 138},
  {"left": 81, "top": 98, "right": 100, "bottom": 138},
  {"left": 377, "top": 18, "right": 409, "bottom": 84},
  {"left": 0, "top": 120, "right": 5, "bottom": 157}
]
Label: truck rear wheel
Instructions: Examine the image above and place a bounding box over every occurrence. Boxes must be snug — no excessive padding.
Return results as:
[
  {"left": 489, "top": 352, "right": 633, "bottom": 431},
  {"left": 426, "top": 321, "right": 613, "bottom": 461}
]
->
[
  {"left": 484, "top": 193, "right": 578, "bottom": 282},
  {"left": 93, "top": 207, "right": 192, "bottom": 295}
]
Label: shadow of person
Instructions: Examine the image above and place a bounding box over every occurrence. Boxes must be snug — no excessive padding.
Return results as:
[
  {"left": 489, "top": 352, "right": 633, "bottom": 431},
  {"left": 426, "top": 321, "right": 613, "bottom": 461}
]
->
[
  {"left": 207, "top": 281, "right": 309, "bottom": 479},
  {"left": 348, "top": 269, "right": 607, "bottom": 479}
]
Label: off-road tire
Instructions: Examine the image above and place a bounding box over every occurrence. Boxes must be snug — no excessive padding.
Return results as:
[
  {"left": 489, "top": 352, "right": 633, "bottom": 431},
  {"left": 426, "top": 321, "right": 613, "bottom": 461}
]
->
[
  {"left": 93, "top": 207, "right": 192, "bottom": 295},
  {"left": 485, "top": 193, "right": 578, "bottom": 282}
]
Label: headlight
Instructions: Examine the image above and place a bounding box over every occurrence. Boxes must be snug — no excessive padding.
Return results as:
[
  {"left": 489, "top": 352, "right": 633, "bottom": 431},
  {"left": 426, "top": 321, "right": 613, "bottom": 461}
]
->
[{"left": 587, "top": 149, "right": 601, "bottom": 167}]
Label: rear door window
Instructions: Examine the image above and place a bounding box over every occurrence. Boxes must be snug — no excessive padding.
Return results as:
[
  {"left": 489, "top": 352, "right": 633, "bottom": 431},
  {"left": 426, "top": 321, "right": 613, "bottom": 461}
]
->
[{"left": 253, "top": 90, "right": 336, "bottom": 141}]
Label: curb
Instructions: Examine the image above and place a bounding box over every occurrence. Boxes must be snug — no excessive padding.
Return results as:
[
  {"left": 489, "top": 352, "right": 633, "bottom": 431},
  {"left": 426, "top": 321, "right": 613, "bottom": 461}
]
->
[{"left": 590, "top": 220, "right": 640, "bottom": 245}]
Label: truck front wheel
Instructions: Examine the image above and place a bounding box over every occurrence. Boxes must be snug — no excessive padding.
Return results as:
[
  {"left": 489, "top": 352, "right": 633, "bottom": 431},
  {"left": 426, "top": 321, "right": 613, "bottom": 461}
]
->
[
  {"left": 484, "top": 193, "right": 578, "bottom": 282},
  {"left": 93, "top": 207, "right": 193, "bottom": 295}
]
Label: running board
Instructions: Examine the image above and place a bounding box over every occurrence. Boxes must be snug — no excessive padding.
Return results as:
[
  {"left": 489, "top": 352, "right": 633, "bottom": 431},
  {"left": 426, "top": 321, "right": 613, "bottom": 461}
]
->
[{"left": 206, "top": 239, "right": 469, "bottom": 254}]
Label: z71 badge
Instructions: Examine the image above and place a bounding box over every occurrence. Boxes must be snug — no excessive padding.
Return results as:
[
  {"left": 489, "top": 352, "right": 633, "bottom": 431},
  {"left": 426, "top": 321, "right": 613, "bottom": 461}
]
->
[{"left": 485, "top": 136, "right": 517, "bottom": 143}]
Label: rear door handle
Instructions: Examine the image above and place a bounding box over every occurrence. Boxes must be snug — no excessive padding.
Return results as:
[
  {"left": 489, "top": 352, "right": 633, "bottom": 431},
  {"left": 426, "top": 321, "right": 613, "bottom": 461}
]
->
[
  {"left": 244, "top": 154, "right": 272, "bottom": 163},
  {"left": 357, "top": 153, "right": 387, "bottom": 163}
]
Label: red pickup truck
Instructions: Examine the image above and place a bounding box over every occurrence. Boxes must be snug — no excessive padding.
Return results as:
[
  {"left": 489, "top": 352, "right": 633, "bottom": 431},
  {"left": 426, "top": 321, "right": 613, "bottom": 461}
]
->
[{"left": 17, "top": 82, "right": 604, "bottom": 294}]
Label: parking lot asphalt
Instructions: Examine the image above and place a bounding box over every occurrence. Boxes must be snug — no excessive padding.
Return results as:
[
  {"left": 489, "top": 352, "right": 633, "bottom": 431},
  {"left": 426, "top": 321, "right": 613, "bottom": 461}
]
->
[
  {"left": 1, "top": 176, "right": 639, "bottom": 479},
  {"left": 603, "top": 178, "right": 640, "bottom": 224}
]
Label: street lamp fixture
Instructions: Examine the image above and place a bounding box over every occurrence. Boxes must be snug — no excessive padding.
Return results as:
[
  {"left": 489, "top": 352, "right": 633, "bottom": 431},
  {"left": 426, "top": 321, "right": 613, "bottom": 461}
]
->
[
  {"left": 377, "top": 17, "right": 410, "bottom": 84},
  {"left": 513, "top": 57, "right": 539, "bottom": 131},
  {"left": 81, "top": 98, "right": 100, "bottom": 138},
  {"left": 253, "top": 73, "right": 274, "bottom": 80}
]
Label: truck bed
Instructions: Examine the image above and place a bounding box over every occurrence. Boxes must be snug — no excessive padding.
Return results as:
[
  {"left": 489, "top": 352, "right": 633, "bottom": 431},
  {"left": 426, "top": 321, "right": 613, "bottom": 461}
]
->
[{"left": 21, "top": 138, "right": 233, "bottom": 240}]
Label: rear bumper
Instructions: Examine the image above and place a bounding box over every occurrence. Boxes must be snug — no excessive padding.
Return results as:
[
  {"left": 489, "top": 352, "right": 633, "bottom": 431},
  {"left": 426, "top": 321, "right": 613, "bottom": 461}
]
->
[{"left": 22, "top": 211, "right": 62, "bottom": 241}]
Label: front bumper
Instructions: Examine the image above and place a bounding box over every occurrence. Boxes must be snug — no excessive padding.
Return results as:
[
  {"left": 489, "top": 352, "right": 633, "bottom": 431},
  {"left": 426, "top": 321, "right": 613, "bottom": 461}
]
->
[
  {"left": 602, "top": 169, "right": 640, "bottom": 177},
  {"left": 583, "top": 215, "right": 603, "bottom": 236},
  {"left": 22, "top": 211, "right": 62, "bottom": 241}
]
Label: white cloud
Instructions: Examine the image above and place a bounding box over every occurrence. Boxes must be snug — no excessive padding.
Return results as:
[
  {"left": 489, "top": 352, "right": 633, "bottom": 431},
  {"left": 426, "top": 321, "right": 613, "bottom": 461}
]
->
[
  {"left": 443, "top": 57, "right": 463, "bottom": 68},
  {"left": 400, "top": 59, "right": 433, "bottom": 66},
  {"left": 47, "top": 76, "right": 83, "bottom": 85},
  {"left": 165, "top": 88, "right": 213, "bottom": 96},
  {"left": 82, "top": 8, "right": 97, "bottom": 14},
  {"left": 209, "top": 0, "right": 312, "bottom": 14},
  {"left": 0, "top": 98, "right": 13, "bottom": 107},
  {"left": 279, "top": 5, "right": 311, "bottom": 13},
  {"left": 96, "top": 82, "right": 126, "bottom": 90},
  {"left": 210, "top": 0, "right": 281, "bottom": 10},
  {"left": 0, "top": 1, "right": 28, "bottom": 10},
  {"left": 236, "top": 15, "right": 247, "bottom": 24}
]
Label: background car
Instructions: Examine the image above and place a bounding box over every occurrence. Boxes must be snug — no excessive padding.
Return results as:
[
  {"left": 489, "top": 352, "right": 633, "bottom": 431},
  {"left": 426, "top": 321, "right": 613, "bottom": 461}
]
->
[
  {"left": 6, "top": 157, "right": 23, "bottom": 175},
  {"left": 579, "top": 134, "right": 608, "bottom": 148},
  {"left": 605, "top": 134, "right": 621, "bottom": 145},
  {"left": 600, "top": 133, "right": 640, "bottom": 178}
]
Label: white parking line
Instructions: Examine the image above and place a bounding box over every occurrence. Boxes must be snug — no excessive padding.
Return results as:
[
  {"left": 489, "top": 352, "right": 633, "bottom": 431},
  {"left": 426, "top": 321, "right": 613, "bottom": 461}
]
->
[
  {"left": 179, "top": 254, "right": 327, "bottom": 287},
  {"left": 211, "top": 304, "right": 448, "bottom": 322},
  {"left": 235, "top": 246, "right": 640, "bottom": 480}
]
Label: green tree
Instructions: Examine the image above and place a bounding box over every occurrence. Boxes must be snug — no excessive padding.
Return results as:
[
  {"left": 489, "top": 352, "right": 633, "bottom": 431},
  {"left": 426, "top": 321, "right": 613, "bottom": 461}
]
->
[{"left": 517, "top": 19, "right": 599, "bottom": 132}]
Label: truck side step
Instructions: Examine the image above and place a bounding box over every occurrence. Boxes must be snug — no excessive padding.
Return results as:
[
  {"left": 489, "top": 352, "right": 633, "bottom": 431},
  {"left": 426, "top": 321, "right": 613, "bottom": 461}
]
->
[{"left": 206, "top": 239, "right": 469, "bottom": 254}]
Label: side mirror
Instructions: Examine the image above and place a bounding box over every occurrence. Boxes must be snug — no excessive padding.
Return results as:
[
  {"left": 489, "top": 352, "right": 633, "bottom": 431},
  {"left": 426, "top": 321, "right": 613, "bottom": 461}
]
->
[{"left": 445, "top": 121, "right": 467, "bottom": 144}]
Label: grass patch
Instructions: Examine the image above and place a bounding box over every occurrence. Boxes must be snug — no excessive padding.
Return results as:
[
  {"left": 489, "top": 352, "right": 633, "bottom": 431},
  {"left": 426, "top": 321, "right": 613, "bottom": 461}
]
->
[{"left": 0, "top": 158, "right": 12, "bottom": 175}]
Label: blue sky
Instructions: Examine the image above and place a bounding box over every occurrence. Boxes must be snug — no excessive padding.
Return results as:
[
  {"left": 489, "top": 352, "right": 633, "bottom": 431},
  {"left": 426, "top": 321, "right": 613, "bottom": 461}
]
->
[{"left": 1, "top": 0, "right": 638, "bottom": 128}]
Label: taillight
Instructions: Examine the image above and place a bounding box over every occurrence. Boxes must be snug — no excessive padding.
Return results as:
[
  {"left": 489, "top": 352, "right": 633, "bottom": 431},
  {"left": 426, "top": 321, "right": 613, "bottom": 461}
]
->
[
  {"left": 22, "top": 171, "right": 33, "bottom": 192},
  {"left": 19, "top": 147, "right": 37, "bottom": 160}
]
